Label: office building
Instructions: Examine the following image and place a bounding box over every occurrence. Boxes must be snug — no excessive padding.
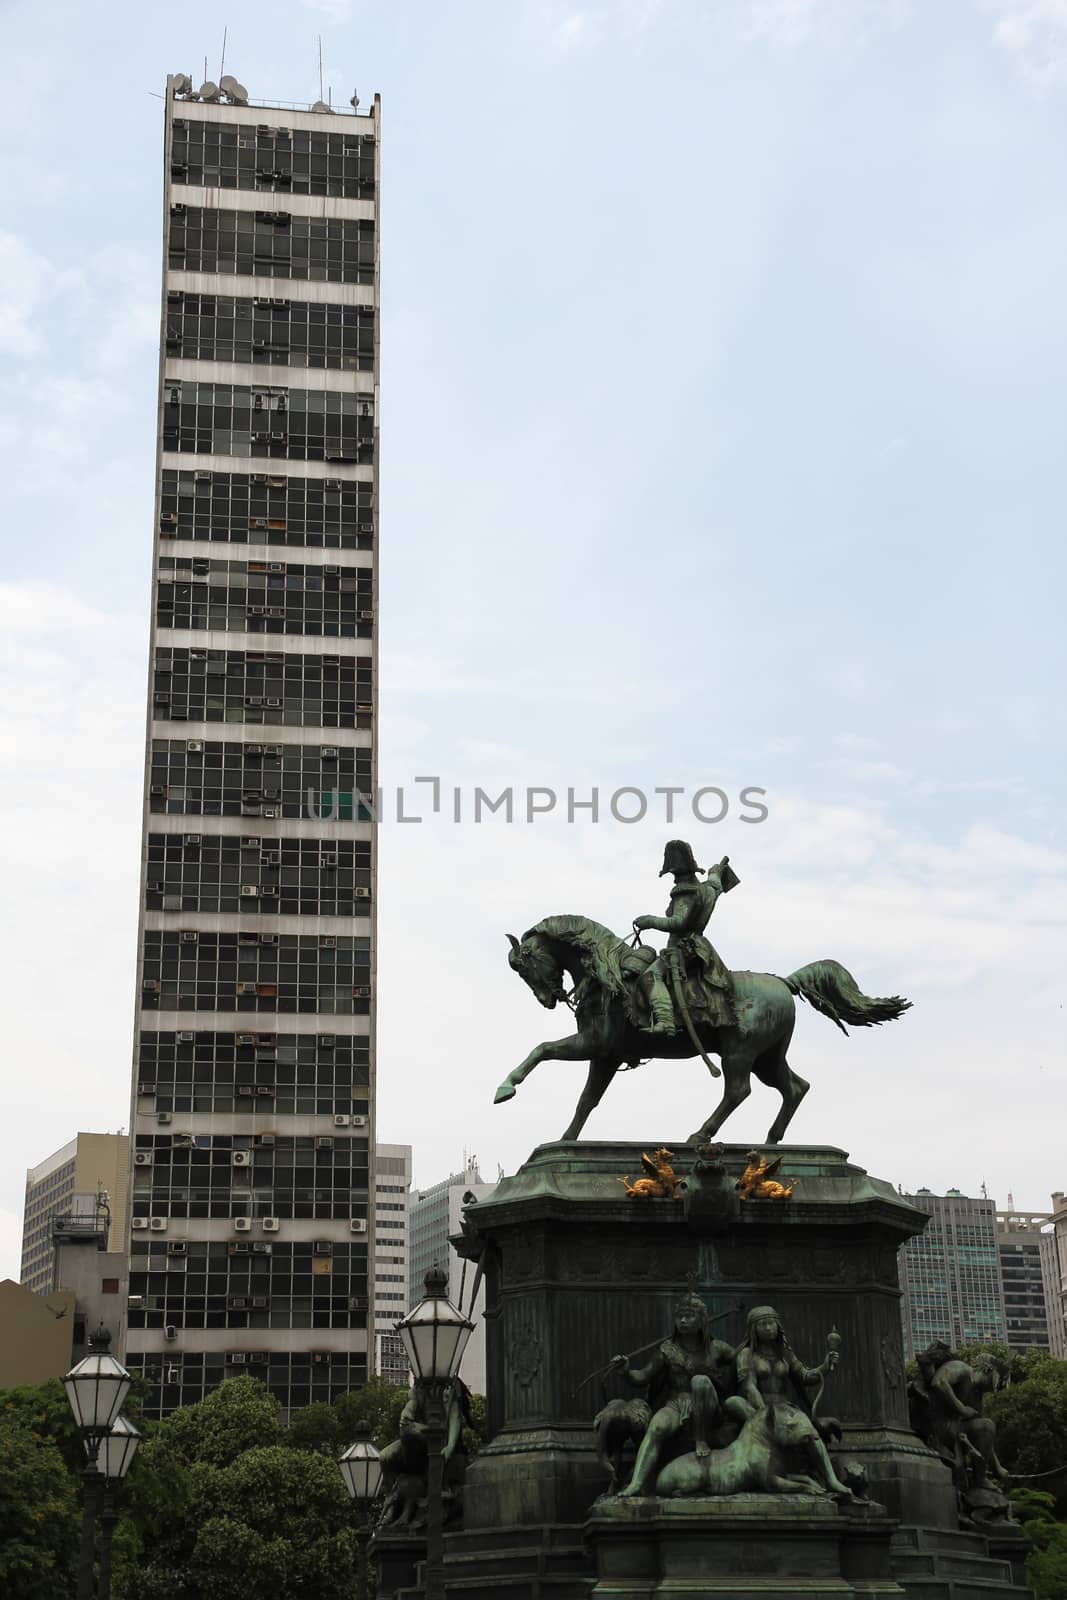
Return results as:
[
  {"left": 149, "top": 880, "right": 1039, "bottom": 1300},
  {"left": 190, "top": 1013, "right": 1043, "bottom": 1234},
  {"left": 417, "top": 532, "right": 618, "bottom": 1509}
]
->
[
  {"left": 1049, "top": 1190, "right": 1067, "bottom": 1357},
  {"left": 374, "top": 1143, "right": 412, "bottom": 1384},
  {"left": 410, "top": 1159, "right": 497, "bottom": 1395},
  {"left": 21, "top": 1133, "right": 130, "bottom": 1296},
  {"left": 996, "top": 1205, "right": 1062, "bottom": 1357},
  {"left": 898, "top": 1187, "right": 1006, "bottom": 1360},
  {"left": 125, "top": 71, "right": 380, "bottom": 1416}
]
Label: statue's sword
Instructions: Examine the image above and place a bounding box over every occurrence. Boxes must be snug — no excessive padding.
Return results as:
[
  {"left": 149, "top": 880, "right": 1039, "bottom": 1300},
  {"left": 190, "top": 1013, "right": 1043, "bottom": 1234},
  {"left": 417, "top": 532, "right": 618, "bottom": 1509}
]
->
[{"left": 665, "top": 948, "right": 721, "bottom": 1080}]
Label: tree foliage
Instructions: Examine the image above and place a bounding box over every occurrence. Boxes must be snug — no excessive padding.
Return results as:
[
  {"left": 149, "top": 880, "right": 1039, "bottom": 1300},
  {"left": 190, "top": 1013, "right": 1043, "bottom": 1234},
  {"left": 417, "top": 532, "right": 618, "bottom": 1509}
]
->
[{"left": 0, "top": 1414, "right": 80, "bottom": 1600}]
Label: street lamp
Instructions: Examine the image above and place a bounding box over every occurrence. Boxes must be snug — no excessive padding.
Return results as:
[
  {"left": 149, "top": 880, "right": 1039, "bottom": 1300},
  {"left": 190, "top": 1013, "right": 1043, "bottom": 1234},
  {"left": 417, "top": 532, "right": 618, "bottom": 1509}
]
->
[
  {"left": 339, "top": 1426, "right": 383, "bottom": 1505},
  {"left": 63, "top": 1325, "right": 133, "bottom": 1600},
  {"left": 97, "top": 1417, "right": 142, "bottom": 1600},
  {"left": 339, "top": 1427, "right": 382, "bottom": 1600},
  {"left": 396, "top": 1264, "right": 473, "bottom": 1600}
]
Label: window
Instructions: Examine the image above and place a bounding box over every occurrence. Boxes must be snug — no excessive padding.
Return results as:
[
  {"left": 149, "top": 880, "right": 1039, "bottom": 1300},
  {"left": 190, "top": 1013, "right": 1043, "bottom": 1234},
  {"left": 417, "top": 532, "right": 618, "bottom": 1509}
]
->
[
  {"left": 160, "top": 469, "right": 373, "bottom": 549},
  {"left": 165, "top": 294, "right": 374, "bottom": 372},
  {"left": 156, "top": 556, "right": 373, "bottom": 639},
  {"left": 171, "top": 121, "right": 375, "bottom": 199},
  {"left": 149, "top": 738, "right": 372, "bottom": 820},
  {"left": 168, "top": 206, "right": 374, "bottom": 283},
  {"left": 162, "top": 381, "right": 374, "bottom": 465}
]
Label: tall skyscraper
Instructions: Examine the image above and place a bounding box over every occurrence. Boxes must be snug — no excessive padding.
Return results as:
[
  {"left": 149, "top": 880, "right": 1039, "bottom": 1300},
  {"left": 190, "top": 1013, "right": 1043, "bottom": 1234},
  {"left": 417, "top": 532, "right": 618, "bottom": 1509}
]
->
[
  {"left": 373, "top": 1143, "right": 412, "bottom": 1385},
  {"left": 996, "top": 1206, "right": 1062, "bottom": 1356},
  {"left": 410, "top": 1159, "right": 497, "bottom": 1395},
  {"left": 898, "top": 1187, "right": 1006, "bottom": 1360},
  {"left": 1052, "top": 1190, "right": 1067, "bottom": 1357},
  {"left": 21, "top": 1133, "right": 130, "bottom": 1296},
  {"left": 125, "top": 74, "right": 380, "bottom": 1417}
]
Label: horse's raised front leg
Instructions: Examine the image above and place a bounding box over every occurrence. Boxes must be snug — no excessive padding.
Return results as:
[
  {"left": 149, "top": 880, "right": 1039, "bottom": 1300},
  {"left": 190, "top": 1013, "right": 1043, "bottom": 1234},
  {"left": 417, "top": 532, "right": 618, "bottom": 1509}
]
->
[
  {"left": 494, "top": 1031, "right": 591, "bottom": 1104},
  {"left": 560, "top": 1057, "right": 620, "bottom": 1142}
]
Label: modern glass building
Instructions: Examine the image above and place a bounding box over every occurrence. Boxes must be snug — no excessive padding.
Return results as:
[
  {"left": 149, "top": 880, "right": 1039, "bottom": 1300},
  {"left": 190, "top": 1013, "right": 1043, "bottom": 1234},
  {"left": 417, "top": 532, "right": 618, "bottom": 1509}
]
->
[
  {"left": 124, "top": 72, "right": 380, "bottom": 1416},
  {"left": 898, "top": 1188, "right": 1007, "bottom": 1360}
]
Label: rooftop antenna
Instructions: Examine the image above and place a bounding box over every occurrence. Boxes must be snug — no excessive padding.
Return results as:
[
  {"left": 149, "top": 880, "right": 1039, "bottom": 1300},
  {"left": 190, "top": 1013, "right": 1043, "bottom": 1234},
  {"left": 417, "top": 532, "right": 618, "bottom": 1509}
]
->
[
  {"left": 318, "top": 35, "right": 324, "bottom": 103},
  {"left": 219, "top": 26, "right": 228, "bottom": 84}
]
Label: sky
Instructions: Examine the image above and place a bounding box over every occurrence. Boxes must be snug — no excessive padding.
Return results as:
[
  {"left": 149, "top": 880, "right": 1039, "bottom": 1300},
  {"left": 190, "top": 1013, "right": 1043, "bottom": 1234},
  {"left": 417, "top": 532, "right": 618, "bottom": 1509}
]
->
[{"left": 0, "top": 0, "right": 1065, "bottom": 1278}]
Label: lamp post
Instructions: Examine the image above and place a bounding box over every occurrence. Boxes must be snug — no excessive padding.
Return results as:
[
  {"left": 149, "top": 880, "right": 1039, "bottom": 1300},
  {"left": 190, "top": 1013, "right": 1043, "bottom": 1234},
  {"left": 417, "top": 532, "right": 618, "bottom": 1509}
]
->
[
  {"left": 339, "top": 1426, "right": 382, "bottom": 1598},
  {"left": 62, "top": 1325, "right": 133, "bottom": 1600},
  {"left": 97, "top": 1416, "right": 142, "bottom": 1600},
  {"left": 396, "top": 1264, "right": 473, "bottom": 1600}
]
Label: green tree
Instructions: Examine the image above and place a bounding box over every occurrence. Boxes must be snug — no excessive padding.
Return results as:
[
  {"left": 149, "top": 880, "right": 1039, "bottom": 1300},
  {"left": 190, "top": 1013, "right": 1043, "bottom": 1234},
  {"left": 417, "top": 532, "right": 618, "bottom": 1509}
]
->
[
  {"left": 161, "top": 1374, "right": 282, "bottom": 1467},
  {"left": 986, "top": 1355, "right": 1067, "bottom": 1516},
  {"left": 0, "top": 1414, "right": 80, "bottom": 1599},
  {"left": 0, "top": 1377, "right": 83, "bottom": 1472}
]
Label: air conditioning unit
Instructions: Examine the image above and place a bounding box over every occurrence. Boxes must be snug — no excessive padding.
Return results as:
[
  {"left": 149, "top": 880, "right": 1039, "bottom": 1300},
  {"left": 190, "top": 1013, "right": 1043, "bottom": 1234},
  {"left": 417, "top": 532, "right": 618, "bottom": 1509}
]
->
[
  {"left": 177, "top": 1030, "right": 195, "bottom": 1043},
  {"left": 320, "top": 936, "right": 336, "bottom": 949},
  {"left": 257, "top": 1135, "right": 276, "bottom": 1148},
  {"left": 333, "top": 1114, "right": 350, "bottom": 1127},
  {"left": 321, "top": 746, "right": 339, "bottom": 759},
  {"left": 261, "top": 1217, "right": 280, "bottom": 1233},
  {"left": 228, "top": 1296, "right": 249, "bottom": 1310},
  {"left": 238, "top": 983, "right": 259, "bottom": 995},
  {"left": 240, "top": 885, "right": 258, "bottom": 898},
  {"left": 150, "top": 1218, "right": 168, "bottom": 1232},
  {"left": 167, "top": 1241, "right": 187, "bottom": 1255},
  {"left": 232, "top": 1151, "right": 252, "bottom": 1167},
  {"left": 236, "top": 1032, "right": 255, "bottom": 1045},
  {"left": 261, "top": 886, "right": 279, "bottom": 899},
  {"left": 236, "top": 1085, "right": 255, "bottom": 1096},
  {"left": 134, "top": 1152, "right": 153, "bottom": 1167},
  {"left": 359, "top": 609, "right": 374, "bottom": 621},
  {"left": 311, "top": 1352, "right": 331, "bottom": 1365},
  {"left": 255, "top": 1086, "right": 274, "bottom": 1097},
  {"left": 230, "top": 1241, "right": 251, "bottom": 1255},
  {"left": 319, "top": 1034, "right": 335, "bottom": 1046},
  {"left": 315, "top": 1137, "right": 334, "bottom": 1150},
  {"left": 131, "top": 1218, "right": 148, "bottom": 1231},
  {"left": 187, "top": 740, "right": 203, "bottom": 752},
  {"left": 184, "top": 833, "right": 201, "bottom": 846},
  {"left": 227, "top": 1352, "right": 247, "bottom": 1364},
  {"left": 138, "top": 1082, "right": 156, "bottom": 1095},
  {"left": 353, "top": 986, "right": 371, "bottom": 999},
  {"left": 234, "top": 1218, "right": 253, "bottom": 1233},
  {"left": 252, "top": 1242, "right": 272, "bottom": 1254},
  {"left": 128, "top": 1295, "right": 145, "bottom": 1309},
  {"left": 241, "top": 836, "right": 261, "bottom": 848},
  {"left": 351, "top": 1115, "right": 368, "bottom": 1129},
  {"left": 314, "top": 1241, "right": 332, "bottom": 1255},
  {"left": 164, "top": 1325, "right": 178, "bottom": 1340},
  {"left": 157, "top": 1112, "right": 172, "bottom": 1125},
  {"left": 260, "top": 935, "right": 278, "bottom": 946},
  {"left": 180, "top": 931, "right": 198, "bottom": 944},
  {"left": 354, "top": 887, "right": 370, "bottom": 899},
  {"left": 350, "top": 1219, "right": 368, "bottom": 1234}
]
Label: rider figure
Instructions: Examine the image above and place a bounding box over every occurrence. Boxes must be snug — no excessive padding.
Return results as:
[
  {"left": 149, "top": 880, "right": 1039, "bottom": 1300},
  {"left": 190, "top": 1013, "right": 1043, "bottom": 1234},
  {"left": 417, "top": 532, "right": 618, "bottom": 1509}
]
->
[{"left": 633, "top": 840, "right": 737, "bottom": 1036}]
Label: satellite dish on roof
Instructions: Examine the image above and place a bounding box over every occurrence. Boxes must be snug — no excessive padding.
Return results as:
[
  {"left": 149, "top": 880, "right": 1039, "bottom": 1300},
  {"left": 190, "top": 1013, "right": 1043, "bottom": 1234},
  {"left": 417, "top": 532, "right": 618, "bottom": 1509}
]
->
[
  {"left": 311, "top": 100, "right": 334, "bottom": 114},
  {"left": 350, "top": 91, "right": 360, "bottom": 109},
  {"left": 199, "top": 80, "right": 221, "bottom": 103},
  {"left": 220, "top": 75, "right": 249, "bottom": 106},
  {"left": 172, "top": 73, "right": 194, "bottom": 97}
]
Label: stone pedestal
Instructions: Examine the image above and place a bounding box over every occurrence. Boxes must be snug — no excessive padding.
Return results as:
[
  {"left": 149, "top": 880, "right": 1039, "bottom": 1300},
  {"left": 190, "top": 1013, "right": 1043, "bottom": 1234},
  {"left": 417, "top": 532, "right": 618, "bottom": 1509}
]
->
[
  {"left": 447, "top": 1140, "right": 1032, "bottom": 1598},
  {"left": 366, "top": 1529, "right": 422, "bottom": 1599},
  {"left": 586, "top": 1494, "right": 903, "bottom": 1599},
  {"left": 458, "top": 1141, "right": 957, "bottom": 1533}
]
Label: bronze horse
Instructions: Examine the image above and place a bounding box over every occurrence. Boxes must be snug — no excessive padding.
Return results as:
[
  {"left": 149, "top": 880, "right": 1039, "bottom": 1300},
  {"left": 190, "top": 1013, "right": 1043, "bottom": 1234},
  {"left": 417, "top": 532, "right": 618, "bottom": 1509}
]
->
[{"left": 495, "top": 915, "right": 909, "bottom": 1143}]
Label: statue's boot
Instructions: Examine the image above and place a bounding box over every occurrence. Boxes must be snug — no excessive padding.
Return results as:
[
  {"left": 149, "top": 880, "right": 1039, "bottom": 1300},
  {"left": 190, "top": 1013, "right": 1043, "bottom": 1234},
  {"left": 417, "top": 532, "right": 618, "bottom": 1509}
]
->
[{"left": 642, "top": 973, "right": 678, "bottom": 1036}]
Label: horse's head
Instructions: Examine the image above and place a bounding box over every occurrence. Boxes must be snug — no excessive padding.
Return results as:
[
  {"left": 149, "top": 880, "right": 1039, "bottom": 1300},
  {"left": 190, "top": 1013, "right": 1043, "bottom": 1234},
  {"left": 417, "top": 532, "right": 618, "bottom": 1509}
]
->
[{"left": 507, "top": 933, "right": 567, "bottom": 1009}]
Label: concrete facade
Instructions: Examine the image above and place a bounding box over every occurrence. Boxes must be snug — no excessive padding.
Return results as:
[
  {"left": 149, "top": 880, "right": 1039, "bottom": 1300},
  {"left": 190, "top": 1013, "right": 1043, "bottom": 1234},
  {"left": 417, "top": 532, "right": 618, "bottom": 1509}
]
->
[
  {"left": 124, "top": 76, "right": 381, "bottom": 1416},
  {"left": 996, "top": 1208, "right": 1062, "bottom": 1356},
  {"left": 374, "top": 1143, "right": 411, "bottom": 1385},
  {"left": 21, "top": 1133, "right": 131, "bottom": 1296},
  {"left": 1050, "top": 1189, "right": 1067, "bottom": 1358},
  {"left": 0, "top": 1279, "right": 78, "bottom": 1390},
  {"left": 898, "top": 1188, "right": 1006, "bottom": 1360},
  {"left": 410, "top": 1160, "right": 497, "bottom": 1396}
]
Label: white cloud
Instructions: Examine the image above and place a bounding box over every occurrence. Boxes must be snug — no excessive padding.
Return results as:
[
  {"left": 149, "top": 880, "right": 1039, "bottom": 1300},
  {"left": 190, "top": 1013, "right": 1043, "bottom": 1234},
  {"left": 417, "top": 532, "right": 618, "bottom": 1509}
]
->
[
  {"left": 986, "top": 0, "right": 1067, "bottom": 85},
  {"left": 742, "top": 0, "right": 820, "bottom": 47},
  {"left": 553, "top": 11, "right": 591, "bottom": 50}
]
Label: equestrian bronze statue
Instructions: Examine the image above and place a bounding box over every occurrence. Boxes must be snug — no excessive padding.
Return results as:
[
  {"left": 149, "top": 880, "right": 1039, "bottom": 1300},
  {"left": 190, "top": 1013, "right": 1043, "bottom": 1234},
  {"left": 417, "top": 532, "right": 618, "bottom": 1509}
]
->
[{"left": 496, "top": 841, "right": 910, "bottom": 1144}]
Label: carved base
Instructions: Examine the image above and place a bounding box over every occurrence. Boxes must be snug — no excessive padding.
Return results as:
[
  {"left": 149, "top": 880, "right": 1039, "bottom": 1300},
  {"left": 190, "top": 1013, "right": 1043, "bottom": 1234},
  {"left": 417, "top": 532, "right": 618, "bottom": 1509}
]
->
[
  {"left": 366, "top": 1529, "right": 423, "bottom": 1600},
  {"left": 586, "top": 1494, "right": 903, "bottom": 1598}
]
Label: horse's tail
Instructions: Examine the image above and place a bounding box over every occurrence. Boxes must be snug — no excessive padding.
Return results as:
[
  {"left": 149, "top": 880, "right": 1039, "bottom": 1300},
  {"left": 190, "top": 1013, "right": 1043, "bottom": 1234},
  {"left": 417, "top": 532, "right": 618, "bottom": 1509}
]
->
[{"left": 785, "top": 960, "right": 911, "bottom": 1036}]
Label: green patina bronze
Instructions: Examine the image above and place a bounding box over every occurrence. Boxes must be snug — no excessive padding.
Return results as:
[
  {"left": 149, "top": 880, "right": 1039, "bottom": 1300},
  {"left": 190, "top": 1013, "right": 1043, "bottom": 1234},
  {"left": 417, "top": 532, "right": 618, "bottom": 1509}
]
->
[{"left": 496, "top": 843, "right": 911, "bottom": 1144}]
